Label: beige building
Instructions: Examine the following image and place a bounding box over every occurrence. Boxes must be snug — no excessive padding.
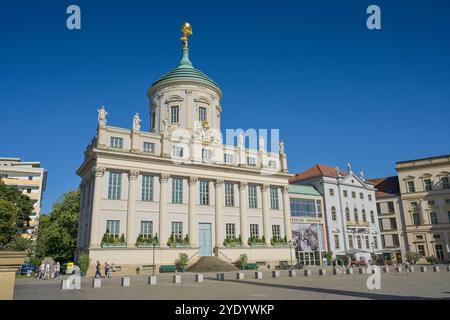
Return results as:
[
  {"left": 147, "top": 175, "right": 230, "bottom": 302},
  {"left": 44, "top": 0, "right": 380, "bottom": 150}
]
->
[
  {"left": 0, "top": 157, "right": 47, "bottom": 239},
  {"left": 396, "top": 154, "right": 450, "bottom": 262},
  {"left": 368, "top": 176, "right": 407, "bottom": 263},
  {"left": 76, "top": 25, "right": 293, "bottom": 273}
]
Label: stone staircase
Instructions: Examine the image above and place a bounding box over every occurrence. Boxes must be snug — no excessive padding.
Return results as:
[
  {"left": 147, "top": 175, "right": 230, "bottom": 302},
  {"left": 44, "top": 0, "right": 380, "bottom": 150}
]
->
[{"left": 188, "top": 256, "right": 238, "bottom": 273}]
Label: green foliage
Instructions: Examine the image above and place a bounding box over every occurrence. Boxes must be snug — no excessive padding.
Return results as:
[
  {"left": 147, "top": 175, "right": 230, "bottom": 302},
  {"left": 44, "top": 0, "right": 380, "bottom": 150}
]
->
[
  {"left": 35, "top": 190, "right": 80, "bottom": 262},
  {"left": 223, "top": 235, "right": 242, "bottom": 247},
  {"left": 238, "top": 254, "right": 248, "bottom": 270},
  {"left": 0, "top": 181, "right": 34, "bottom": 234},
  {"left": 5, "top": 236, "right": 32, "bottom": 252},
  {"left": 0, "top": 199, "right": 18, "bottom": 247},
  {"left": 270, "top": 235, "right": 288, "bottom": 246},
  {"left": 120, "top": 233, "right": 125, "bottom": 243},
  {"left": 406, "top": 251, "right": 420, "bottom": 264},
  {"left": 426, "top": 256, "right": 438, "bottom": 265},
  {"left": 78, "top": 254, "right": 90, "bottom": 275},
  {"left": 136, "top": 233, "right": 159, "bottom": 246},
  {"left": 177, "top": 253, "right": 189, "bottom": 271},
  {"left": 247, "top": 236, "right": 265, "bottom": 246},
  {"left": 326, "top": 250, "right": 333, "bottom": 264},
  {"left": 167, "top": 234, "right": 189, "bottom": 247}
]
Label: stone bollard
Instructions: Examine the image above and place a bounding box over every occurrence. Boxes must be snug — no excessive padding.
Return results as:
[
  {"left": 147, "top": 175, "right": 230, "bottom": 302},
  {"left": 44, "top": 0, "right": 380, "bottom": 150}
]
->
[
  {"left": 173, "top": 275, "right": 181, "bottom": 283},
  {"left": 346, "top": 268, "right": 353, "bottom": 275},
  {"left": 148, "top": 276, "right": 157, "bottom": 285},
  {"left": 433, "top": 266, "right": 440, "bottom": 272},
  {"left": 255, "top": 272, "right": 263, "bottom": 279},
  {"left": 358, "top": 267, "right": 366, "bottom": 274},
  {"left": 272, "top": 270, "right": 280, "bottom": 278},
  {"left": 332, "top": 268, "right": 339, "bottom": 275},
  {"left": 319, "top": 269, "right": 326, "bottom": 276},
  {"left": 216, "top": 273, "right": 225, "bottom": 281},
  {"left": 420, "top": 266, "right": 427, "bottom": 272},
  {"left": 195, "top": 274, "right": 204, "bottom": 282},
  {"left": 446, "top": 266, "right": 450, "bottom": 272},
  {"left": 395, "top": 266, "right": 402, "bottom": 273},
  {"left": 236, "top": 272, "right": 244, "bottom": 280},
  {"left": 304, "top": 269, "right": 311, "bottom": 277},
  {"left": 121, "top": 277, "right": 130, "bottom": 287},
  {"left": 61, "top": 279, "right": 71, "bottom": 290},
  {"left": 92, "top": 278, "right": 101, "bottom": 288},
  {"left": 289, "top": 270, "right": 296, "bottom": 277},
  {"left": 382, "top": 266, "right": 390, "bottom": 273},
  {"left": 407, "top": 267, "right": 415, "bottom": 273}
]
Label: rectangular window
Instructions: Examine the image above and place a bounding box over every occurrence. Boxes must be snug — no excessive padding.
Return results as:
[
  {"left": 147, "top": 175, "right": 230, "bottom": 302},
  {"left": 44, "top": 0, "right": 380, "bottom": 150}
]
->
[
  {"left": 360, "top": 192, "right": 364, "bottom": 199},
  {"left": 290, "top": 198, "right": 316, "bottom": 217},
  {"left": 381, "top": 235, "right": 386, "bottom": 248},
  {"left": 143, "top": 142, "right": 155, "bottom": 153},
  {"left": 171, "top": 222, "right": 183, "bottom": 240},
  {"left": 351, "top": 191, "right": 356, "bottom": 198},
  {"left": 443, "top": 177, "right": 450, "bottom": 189},
  {"left": 373, "top": 237, "right": 378, "bottom": 249},
  {"left": 329, "top": 188, "right": 335, "bottom": 196},
  {"left": 343, "top": 190, "right": 348, "bottom": 197},
  {"left": 268, "top": 160, "right": 276, "bottom": 169},
  {"left": 172, "top": 178, "right": 183, "bottom": 204},
  {"left": 376, "top": 203, "right": 381, "bottom": 214},
  {"left": 225, "top": 223, "right": 236, "bottom": 239},
  {"left": 108, "top": 172, "right": 121, "bottom": 200},
  {"left": 140, "top": 221, "right": 153, "bottom": 238},
  {"left": 198, "top": 106, "right": 207, "bottom": 122},
  {"left": 334, "top": 234, "right": 340, "bottom": 249},
  {"left": 356, "top": 236, "right": 362, "bottom": 249},
  {"left": 387, "top": 202, "right": 395, "bottom": 213},
  {"left": 272, "top": 225, "right": 281, "bottom": 240},
  {"left": 106, "top": 220, "right": 120, "bottom": 238},
  {"left": 248, "top": 185, "right": 257, "bottom": 208},
  {"left": 247, "top": 157, "right": 256, "bottom": 167},
  {"left": 427, "top": 200, "right": 434, "bottom": 206},
  {"left": 316, "top": 200, "right": 322, "bottom": 218},
  {"left": 348, "top": 235, "right": 354, "bottom": 249},
  {"left": 199, "top": 180, "right": 210, "bottom": 205},
  {"left": 407, "top": 180, "right": 415, "bottom": 193},
  {"left": 430, "top": 212, "right": 438, "bottom": 224},
  {"left": 417, "top": 244, "right": 425, "bottom": 256},
  {"left": 172, "top": 146, "right": 184, "bottom": 158},
  {"left": 224, "top": 153, "right": 234, "bottom": 164},
  {"left": 413, "top": 213, "right": 421, "bottom": 226},
  {"left": 250, "top": 224, "right": 259, "bottom": 238},
  {"left": 390, "top": 217, "right": 397, "bottom": 230},
  {"left": 392, "top": 234, "right": 400, "bottom": 247},
  {"left": 270, "top": 187, "right": 279, "bottom": 210},
  {"left": 365, "top": 236, "right": 370, "bottom": 249},
  {"left": 424, "top": 179, "right": 433, "bottom": 191},
  {"left": 368, "top": 194, "right": 372, "bottom": 201},
  {"left": 224, "top": 183, "right": 234, "bottom": 207},
  {"left": 110, "top": 137, "right": 123, "bottom": 149},
  {"left": 141, "top": 175, "right": 154, "bottom": 201},
  {"left": 446, "top": 199, "right": 450, "bottom": 204},
  {"left": 448, "top": 211, "right": 450, "bottom": 222},
  {"left": 170, "top": 105, "right": 179, "bottom": 123},
  {"left": 202, "top": 149, "right": 212, "bottom": 160}
]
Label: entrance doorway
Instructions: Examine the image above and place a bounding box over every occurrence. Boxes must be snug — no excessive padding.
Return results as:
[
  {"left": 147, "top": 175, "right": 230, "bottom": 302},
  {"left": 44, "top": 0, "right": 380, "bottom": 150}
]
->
[{"left": 199, "top": 223, "right": 212, "bottom": 256}]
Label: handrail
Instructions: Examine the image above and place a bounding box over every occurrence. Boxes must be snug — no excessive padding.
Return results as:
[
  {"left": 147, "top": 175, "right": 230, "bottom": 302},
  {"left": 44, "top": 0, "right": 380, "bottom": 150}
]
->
[
  {"left": 218, "top": 251, "right": 233, "bottom": 262},
  {"left": 188, "top": 251, "right": 199, "bottom": 262}
]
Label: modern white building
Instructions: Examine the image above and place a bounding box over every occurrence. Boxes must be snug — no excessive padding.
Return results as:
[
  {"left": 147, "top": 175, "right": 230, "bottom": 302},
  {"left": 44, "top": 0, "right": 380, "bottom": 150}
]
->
[
  {"left": 289, "top": 163, "right": 383, "bottom": 263},
  {"left": 76, "top": 24, "right": 293, "bottom": 274},
  {"left": 0, "top": 157, "right": 47, "bottom": 239}
]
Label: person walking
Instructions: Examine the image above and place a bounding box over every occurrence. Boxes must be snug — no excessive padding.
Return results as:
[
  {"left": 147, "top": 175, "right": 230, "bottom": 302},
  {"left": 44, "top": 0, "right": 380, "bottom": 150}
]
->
[
  {"left": 37, "top": 262, "right": 45, "bottom": 279},
  {"left": 94, "top": 260, "right": 102, "bottom": 278},
  {"left": 104, "top": 262, "right": 109, "bottom": 278},
  {"left": 44, "top": 262, "right": 50, "bottom": 280},
  {"left": 55, "top": 262, "right": 60, "bottom": 278}
]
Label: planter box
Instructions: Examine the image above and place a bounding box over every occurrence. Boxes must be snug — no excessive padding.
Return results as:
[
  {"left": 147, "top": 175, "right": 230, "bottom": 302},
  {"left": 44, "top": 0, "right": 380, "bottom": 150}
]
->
[
  {"left": 249, "top": 243, "right": 266, "bottom": 247},
  {"left": 271, "top": 243, "right": 289, "bottom": 247},
  {"left": 101, "top": 243, "right": 127, "bottom": 248},
  {"left": 136, "top": 243, "right": 160, "bottom": 248},
  {"left": 223, "top": 243, "right": 243, "bottom": 248}
]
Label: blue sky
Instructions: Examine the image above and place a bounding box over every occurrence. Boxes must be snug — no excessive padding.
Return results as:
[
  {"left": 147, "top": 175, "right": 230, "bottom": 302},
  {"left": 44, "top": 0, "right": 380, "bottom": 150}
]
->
[{"left": 1, "top": 0, "right": 449, "bottom": 213}]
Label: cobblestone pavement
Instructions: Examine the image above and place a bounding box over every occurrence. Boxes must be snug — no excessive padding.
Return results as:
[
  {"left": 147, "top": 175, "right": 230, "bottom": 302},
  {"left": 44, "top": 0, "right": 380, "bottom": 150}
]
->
[{"left": 13, "top": 267, "right": 450, "bottom": 300}]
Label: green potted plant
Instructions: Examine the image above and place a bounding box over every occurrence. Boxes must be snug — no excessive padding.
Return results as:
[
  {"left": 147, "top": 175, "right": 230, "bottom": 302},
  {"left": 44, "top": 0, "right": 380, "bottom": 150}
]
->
[
  {"left": 177, "top": 253, "right": 189, "bottom": 272},
  {"left": 238, "top": 254, "right": 248, "bottom": 270}
]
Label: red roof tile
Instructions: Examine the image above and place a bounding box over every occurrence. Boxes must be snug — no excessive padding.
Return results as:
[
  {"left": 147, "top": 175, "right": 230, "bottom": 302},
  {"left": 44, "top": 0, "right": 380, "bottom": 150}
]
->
[
  {"left": 367, "top": 176, "right": 400, "bottom": 198},
  {"left": 289, "top": 164, "right": 346, "bottom": 184}
]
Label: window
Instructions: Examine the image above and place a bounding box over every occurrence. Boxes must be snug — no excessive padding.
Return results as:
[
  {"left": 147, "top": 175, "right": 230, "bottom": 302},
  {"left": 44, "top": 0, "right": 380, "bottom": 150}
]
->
[
  {"left": 290, "top": 198, "right": 316, "bottom": 217},
  {"left": 171, "top": 222, "right": 183, "bottom": 240},
  {"left": 224, "top": 183, "right": 234, "bottom": 207},
  {"left": 413, "top": 213, "right": 421, "bottom": 226},
  {"left": 247, "top": 157, "right": 256, "bottom": 167},
  {"left": 224, "top": 153, "right": 233, "bottom": 164},
  {"left": 202, "top": 149, "right": 212, "bottom": 160},
  {"left": 379, "top": 219, "right": 384, "bottom": 231},
  {"left": 424, "top": 179, "right": 433, "bottom": 191},
  {"left": 28, "top": 176, "right": 33, "bottom": 181},
  {"left": 370, "top": 210, "right": 375, "bottom": 223},
  {"left": 362, "top": 209, "right": 367, "bottom": 222},
  {"left": 448, "top": 211, "right": 450, "bottom": 222},
  {"left": 108, "top": 172, "right": 121, "bottom": 200},
  {"left": 329, "top": 188, "right": 335, "bottom": 196},
  {"left": 106, "top": 220, "right": 120, "bottom": 239},
  {"left": 248, "top": 185, "right": 257, "bottom": 208},
  {"left": 387, "top": 202, "right": 395, "bottom": 213},
  {"left": 416, "top": 235, "right": 424, "bottom": 240},
  {"left": 143, "top": 142, "right": 155, "bottom": 153},
  {"left": 430, "top": 212, "right": 438, "bottom": 224},
  {"left": 270, "top": 187, "right": 279, "bottom": 210},
  {"left": 446, "top": 199, "right": 450, "bottom": 204},
  {"left": 27, "top": 189, "right": 31, "bottom": 194},
  {"left": 376, "top": 203, "right": 381, "bottom": 214},
  {"left": 442, "top": 177, "right": 450, "bottom": 189},
  {"left": 381, "top": 235, "right": 386, "bottom": 248},
  {"left": 272, "top": 225, "right": 281, "bottom": 240},
  {"left": 316, "top": 200, "right": 322, "bottom": 218},
  {"left": 172, "top": 178, "right": 183, "bottom": 204},
  {"left": 0, "top": 174, "right": 8, "bottom": 178},
  {"left": 334, "top": 234, "right": 340, "bottom": 249},
  {"left": 411, "top": 201, "right": 418, "bottom": 207},
  {"left": 356, "top": 236, "right": 362, "bottom": 249},
  {"left": 198, "top": 106, "right": 207, "bottom": 122},
  {"left": 435, "top": 244, "right": 444, "bottom": 261},
  {"left": 170, "top": 105, "right": 179, "bottom": 123},
  {"left": 373, "top": 237, "right": 378, "bottom": 249},
  {"left": 433, "top": 234, "right": 441, "bottom": 239},
  {"left": 172, "top": 146, "right": 183, "bottom": 158},
  {"left": 268, "top": 160, "right": 277, "bottom": 169},
  {"left": 110, "top": 137, "right": 123, "bottom": 149},
  {"left": 343, "top": 190, "right": 348, "bottom": 197},
  {"left": 225, "top": 223, "right": 235, "bottom": 239},
  {"left": 351, "top": 191, "right": 356, "bottom": 198},
  {"left": 345, "top": 207, "right": 350, "bottom": 221},
  {"left": 427, "top": 200, "right": 434, "bottom": 206},
  {"left": 140, "top": 221, "right": 153, "bottom": 238},
  {"left": 141, "top": 175, "right": 154, "bottom": 201},
  {"left": 360, "top": 192, "right": 364, "bottom": 199},
  {"left": 368, "top": 194, "right": 372, "bottom": 201},
  {"left": 390, "top": 218, "right": 397, "bottom": 230},
  {"left": 354, "top": 208, "right": 358, "bottom": 222},
  {"left": 348, "top": 235, "right": 354, "bottom": 249},
  {"left": 407, "top": 180, "right": 415, "bottom": 193},
  {"left": 250, "top": 224, "right": 259, "bottom": 238},
  {"left": 199, "top": 180, "right": 210, "bottom": 205},
  {"left": 331, "top": 207, "right": 337, "bottom": 221},
  {"left": 417, "top": 244, "right": 425, "bottom": 257},
  {"left": 365, "top": 235, "right": 370, "bottom": 249},
  {"left": 392, "top": 234, "right": 400, "bottom": 246}
]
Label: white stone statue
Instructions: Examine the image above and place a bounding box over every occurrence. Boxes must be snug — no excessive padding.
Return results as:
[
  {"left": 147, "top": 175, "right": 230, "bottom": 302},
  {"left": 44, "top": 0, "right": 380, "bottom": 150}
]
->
[
  {"left": 259, "top": 135, "right": 265, "bottom": 151},
  {"left": 133, "top": 113, "right": 141, "bottom": 131},
  {"left": 279, "top": 140, "right": 284, "bottom": 153},
  {"left": 238, "top": 132, "right": 244, "bottom": 148},
  {"left": 335, "top": 166, "right": 340, "bottom": 177},
  {"left": 347, "top": 161, "right": 353, "bottom": 174},
  {"left": 161, "top": 119, "right": 168, "bottom": 134},
  {"left": 360, "top": 170, "right": 365, "bottom": 180},
  {"left": 97, "top": 106, "right": 108, "bottom": 126}
]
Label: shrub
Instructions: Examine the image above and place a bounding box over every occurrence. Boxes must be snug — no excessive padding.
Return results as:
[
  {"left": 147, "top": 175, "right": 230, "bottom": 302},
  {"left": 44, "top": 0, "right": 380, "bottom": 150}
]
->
[
  {"left": 238, "top": 254, "right": 248, "bottom": 270},
  {"left": 78, "top": 254, "right": 90, "bottom": 275},
  {"left": 326, "top": 250, "right": 333, "bottom": 264},
  {"left": 177, "top": 253, "right": 189, "bottom": 271},
  {"left": 120, "top": 233, "right": 125, "bottom": 243},
  {"left": 426, "top": 256, "right": 438, "bottom": 265},
  {"left": 406, "top": 251, "right": 420, "bottom": 264}
]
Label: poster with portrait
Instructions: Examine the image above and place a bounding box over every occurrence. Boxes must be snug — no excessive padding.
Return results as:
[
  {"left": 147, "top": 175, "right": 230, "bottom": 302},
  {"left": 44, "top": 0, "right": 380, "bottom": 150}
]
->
[{"left": 292, "top": 223, "right": 320, "bottom": 252}]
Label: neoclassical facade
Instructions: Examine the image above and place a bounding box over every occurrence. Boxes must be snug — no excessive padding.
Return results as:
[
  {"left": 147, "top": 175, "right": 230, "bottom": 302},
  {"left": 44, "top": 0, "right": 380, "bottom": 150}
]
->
[{"left": 76, "top": 25, "right": 293, "bottom": 272}]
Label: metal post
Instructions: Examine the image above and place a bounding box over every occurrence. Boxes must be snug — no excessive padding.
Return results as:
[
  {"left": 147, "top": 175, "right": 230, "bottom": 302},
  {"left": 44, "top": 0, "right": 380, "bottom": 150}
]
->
[
  {"left": 152, "top": 242, "right": 155, "bottom": 276},
  {"left": 289, "top": 240, "right": 293, "bottom": 270}
]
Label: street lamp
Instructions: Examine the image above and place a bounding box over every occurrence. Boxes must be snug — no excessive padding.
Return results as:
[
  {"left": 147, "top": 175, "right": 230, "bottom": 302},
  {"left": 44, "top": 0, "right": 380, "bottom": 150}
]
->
[{"left": 288, "top": 240, "right": 293, "bottom": 270}]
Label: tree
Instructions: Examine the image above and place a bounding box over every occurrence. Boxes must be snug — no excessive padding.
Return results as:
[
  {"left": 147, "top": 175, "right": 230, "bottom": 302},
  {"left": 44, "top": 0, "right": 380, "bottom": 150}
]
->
[
  {"left": 35, "top": 190, "right": 80, "bottom": 262},
  {"left": 0, "top": 199, "right": 18, "bottom": 247},
  {"left": 0, "top": 181, "right": 34, "bottom": 234}
]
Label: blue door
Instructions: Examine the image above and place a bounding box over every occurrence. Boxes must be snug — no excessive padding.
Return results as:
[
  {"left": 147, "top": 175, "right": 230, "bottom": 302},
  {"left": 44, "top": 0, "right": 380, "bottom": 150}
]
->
[{"left": 199, "top": 223, "right": 212, "bottom": 256}]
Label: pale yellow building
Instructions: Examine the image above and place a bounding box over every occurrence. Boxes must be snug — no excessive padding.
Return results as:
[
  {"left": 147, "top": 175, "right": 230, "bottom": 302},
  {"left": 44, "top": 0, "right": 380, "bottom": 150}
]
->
[
  {"left": 396, "top": 154, "right": 450, "bottom": 262},
  {"left": 0, "top": 157, "right": 47, "bottom": 239}
]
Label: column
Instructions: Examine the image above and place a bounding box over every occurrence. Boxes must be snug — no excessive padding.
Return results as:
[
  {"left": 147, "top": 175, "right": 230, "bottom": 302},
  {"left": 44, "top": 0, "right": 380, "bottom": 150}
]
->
[
  {"left": 239, "top": 182, "right": 249, "bottom": 247},
  {"left": 215, "top": 179, "right": 224, "bottom": 248},
  {"left": 126, "top": 170, "right": 139, "bottom": 246},
  {"left": 159, "top": 173, "right": 170, "bottom": 247},
  {"left": 90, "top": 166, "right": 105, "bottom": 248},
  {"left": 261, "top": 184, "right": 271, "bottom": 246},
  {"left": 282, "top": 185, "right": 292, "bottom": 242},
  {"left": 189, "top": 176, "right": 198, "bottom": 247}
]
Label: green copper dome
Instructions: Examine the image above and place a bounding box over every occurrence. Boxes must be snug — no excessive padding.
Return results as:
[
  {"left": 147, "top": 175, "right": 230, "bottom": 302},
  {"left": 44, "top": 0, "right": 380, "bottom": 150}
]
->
[{"left": 151, "top": 48, "right": 220, "bottom": 91}]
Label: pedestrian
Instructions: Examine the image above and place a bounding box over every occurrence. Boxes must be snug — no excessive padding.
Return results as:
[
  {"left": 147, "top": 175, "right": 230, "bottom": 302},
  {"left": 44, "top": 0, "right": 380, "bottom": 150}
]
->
[
  {"left": 37, "top": 262, "right": 45, "bottom": 279},
  {"left": 94, "top": 260, "right": 102, "bottom": 278},
  {"left": 55, "top": 262, "right": 60, "bottom": 278},
  {"left": 104, "top": 262, "right": 109, "bottom": 278},
  {"left": 44, "top": 262, "right": 50, "bottom": 280},
  {"left": 110, "top": 263, "right": 115, "bottom": 278}
]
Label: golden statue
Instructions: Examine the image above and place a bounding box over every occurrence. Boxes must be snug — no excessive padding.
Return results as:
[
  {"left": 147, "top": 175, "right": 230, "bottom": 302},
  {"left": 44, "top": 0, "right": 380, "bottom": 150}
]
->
[{"left": 180, "top": 22, "right": 193, "bottom": 49}]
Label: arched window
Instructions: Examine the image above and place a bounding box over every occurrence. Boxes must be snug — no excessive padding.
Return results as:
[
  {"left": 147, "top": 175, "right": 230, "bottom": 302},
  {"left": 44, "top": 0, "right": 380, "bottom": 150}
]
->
[
  {"left": 345, "top": 207, "right": 350, "bottom": 221},
  {"left": 354, "top": 208, "right": 358, "bottom": 222},
  {"left": 370, "top": 210, "right": 375, "bottom": 224},
  {"left": 362, "top": 209, "right": 367, "bottom": 222},
  {"left": 331, "top": 207, "right": 337, "bottom": 221}
]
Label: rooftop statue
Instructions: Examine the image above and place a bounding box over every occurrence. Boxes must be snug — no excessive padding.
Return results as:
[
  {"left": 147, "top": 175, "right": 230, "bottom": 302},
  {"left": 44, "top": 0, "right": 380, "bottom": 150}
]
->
[
  {"left": 259, "top": 135, "right": 265, "bottom": 151},
  {"left": 97, "top": 106, "right": 108, "bottom": 126},
  {"left": 133, "top": 113, "right": 141, "bottom": 131}
]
